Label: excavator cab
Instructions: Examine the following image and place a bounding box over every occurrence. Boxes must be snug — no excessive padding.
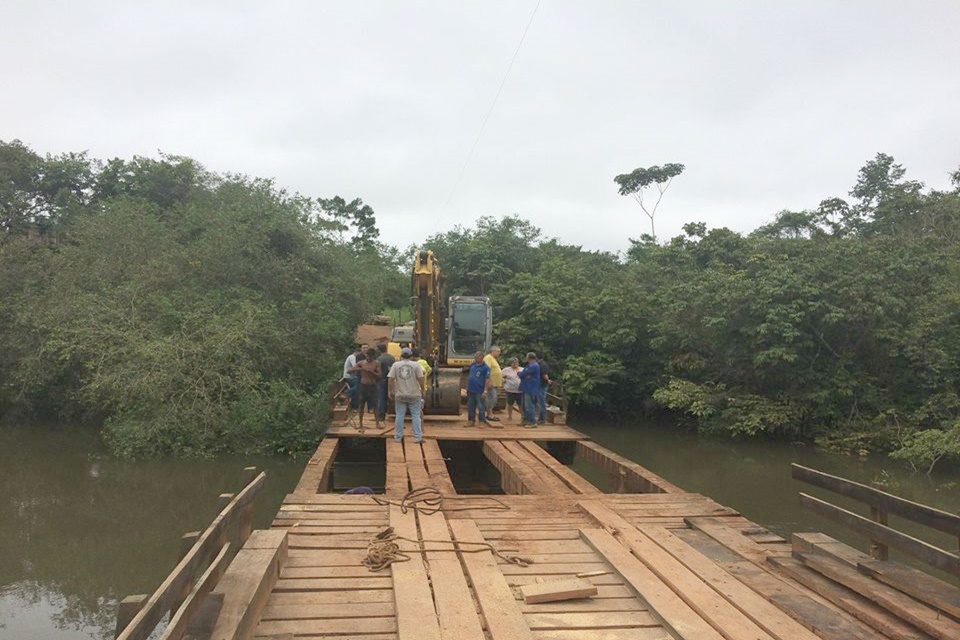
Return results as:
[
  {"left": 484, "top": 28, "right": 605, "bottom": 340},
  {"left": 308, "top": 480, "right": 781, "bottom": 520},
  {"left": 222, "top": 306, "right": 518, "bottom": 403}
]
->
[{"left": 445, "top": 296, "right": 493, "bottom": 367}]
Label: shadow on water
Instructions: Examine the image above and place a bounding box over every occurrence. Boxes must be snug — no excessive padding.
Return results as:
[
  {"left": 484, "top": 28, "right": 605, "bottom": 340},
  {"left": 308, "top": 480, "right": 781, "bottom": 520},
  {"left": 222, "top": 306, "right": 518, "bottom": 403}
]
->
[{"left": 0, "top": 424, "right": 306, "bottom": 640}]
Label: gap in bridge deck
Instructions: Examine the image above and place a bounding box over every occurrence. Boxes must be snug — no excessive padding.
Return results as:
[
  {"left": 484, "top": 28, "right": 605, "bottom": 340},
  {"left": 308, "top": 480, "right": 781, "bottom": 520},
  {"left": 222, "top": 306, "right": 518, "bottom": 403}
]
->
[
  {"left": 438, "top": 440, "right": 505, "bottom": 495},
  {"left": 330, "top": 437, "right": 386, "bottom": 493}
]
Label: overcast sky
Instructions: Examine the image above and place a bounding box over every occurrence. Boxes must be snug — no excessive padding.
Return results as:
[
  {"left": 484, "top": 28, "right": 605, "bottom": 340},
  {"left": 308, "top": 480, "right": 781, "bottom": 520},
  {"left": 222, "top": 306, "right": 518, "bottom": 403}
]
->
[{"left": 3, "top": 1, "right": 959, "bottom": 253}]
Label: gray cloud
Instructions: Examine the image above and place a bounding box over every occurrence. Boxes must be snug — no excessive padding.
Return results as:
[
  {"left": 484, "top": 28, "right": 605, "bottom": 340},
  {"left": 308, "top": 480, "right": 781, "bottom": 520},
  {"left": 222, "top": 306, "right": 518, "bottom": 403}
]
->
[{"left": 3, "top": 1, "right": 958, "bottom": 253}]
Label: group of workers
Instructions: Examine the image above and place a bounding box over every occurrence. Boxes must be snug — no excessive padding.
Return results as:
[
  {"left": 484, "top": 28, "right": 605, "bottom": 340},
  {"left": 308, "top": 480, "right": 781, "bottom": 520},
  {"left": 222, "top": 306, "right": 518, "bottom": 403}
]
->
[
  {"left": 466, "top": 346, "right": 552, "bottom": 428},
  {"left": 341, "top": 343, "right": 553, "bottom": 441}
]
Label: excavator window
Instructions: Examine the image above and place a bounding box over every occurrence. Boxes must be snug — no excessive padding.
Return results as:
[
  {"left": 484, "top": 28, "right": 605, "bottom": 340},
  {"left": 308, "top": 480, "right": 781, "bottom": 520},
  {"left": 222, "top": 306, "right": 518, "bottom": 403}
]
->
[{"left": 450, "top": 302, "right": 487, "bottom": 356}]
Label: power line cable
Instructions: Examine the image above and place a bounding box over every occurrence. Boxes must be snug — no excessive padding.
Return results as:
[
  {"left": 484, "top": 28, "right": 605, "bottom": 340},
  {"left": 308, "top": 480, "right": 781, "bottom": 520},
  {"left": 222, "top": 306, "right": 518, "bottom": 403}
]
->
[{"left": 443, "top": 0, "right": 542, "bottom": 208}]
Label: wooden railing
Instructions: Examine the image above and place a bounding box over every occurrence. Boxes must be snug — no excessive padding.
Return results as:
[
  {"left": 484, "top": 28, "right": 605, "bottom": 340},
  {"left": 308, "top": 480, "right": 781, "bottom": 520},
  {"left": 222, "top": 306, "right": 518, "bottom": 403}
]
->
[
  {"left": 792, "top": 463, "right": 960, "bottom": 576},
  {"left": 545, "top": 382, "right": 569, "bottom": 423},
  {"left": 114, "top": 466, "right": 266, "bottom": 640}
]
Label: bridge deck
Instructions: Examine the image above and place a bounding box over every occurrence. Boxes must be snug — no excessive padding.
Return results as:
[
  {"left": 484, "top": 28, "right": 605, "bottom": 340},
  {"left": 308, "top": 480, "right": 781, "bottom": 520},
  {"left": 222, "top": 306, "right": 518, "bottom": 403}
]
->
[{"left": 220, "top": 418, "right": 958, "bottom": 640}]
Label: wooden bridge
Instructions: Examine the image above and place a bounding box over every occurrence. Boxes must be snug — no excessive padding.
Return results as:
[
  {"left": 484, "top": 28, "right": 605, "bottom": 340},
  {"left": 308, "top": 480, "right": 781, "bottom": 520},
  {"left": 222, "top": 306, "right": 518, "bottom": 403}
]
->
[{"left": 116, "top": 416, "right": 960, "bottom": 640}]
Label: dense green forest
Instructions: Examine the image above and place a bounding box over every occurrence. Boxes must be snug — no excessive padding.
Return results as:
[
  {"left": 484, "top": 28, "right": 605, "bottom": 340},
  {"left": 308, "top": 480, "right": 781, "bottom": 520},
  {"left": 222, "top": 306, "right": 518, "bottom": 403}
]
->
[{"left": 3, "top": 140, "right": 959, "bottom": 471}]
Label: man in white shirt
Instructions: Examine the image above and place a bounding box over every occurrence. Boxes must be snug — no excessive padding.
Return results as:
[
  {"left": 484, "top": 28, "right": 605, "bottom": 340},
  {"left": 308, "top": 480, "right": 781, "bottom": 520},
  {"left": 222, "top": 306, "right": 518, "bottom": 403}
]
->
[{"left": 341, "top": 343, "right": 367, "bottom": 408}]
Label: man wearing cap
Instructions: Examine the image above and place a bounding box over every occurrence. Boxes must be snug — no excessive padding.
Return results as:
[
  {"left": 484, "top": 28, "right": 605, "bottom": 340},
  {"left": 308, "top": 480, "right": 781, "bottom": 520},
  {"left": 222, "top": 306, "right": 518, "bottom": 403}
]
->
[
  {"left": 518, "top": 352, "right": 541, "bottom": 427},
  {"left": 388, "top": 347, "right": 425, "bottom": 442}
]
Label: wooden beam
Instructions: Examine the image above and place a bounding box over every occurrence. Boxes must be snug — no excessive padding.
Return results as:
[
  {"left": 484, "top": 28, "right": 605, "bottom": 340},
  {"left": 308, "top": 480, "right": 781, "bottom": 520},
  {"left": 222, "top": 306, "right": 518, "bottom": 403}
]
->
[
  {"left": 632, "top": 525, "right": 819, "bottom": 640},
  {"left": 580, "top": 526, "right": 723, "bottom": 639},
  {"left": 292, "top": 438, "right": 339, "bottom": 495},
  {"left": 768, "top": 555, "right": 934, "bottom": 640},
  {"left": 114, "top": 595, "right": 147, "bottom": 639},
  {"left": 520, "top": 578, "right": 597, "bottom": 604},
  {"left": 799, "top": 493, "right": 960, "bottom": 576},
  {"left": 209, "top": 529, "right": 287, "bottom": 640},
  {"left": 517, "top": 440, "right": 601, "bottom": 494},
  {"left": 417, "top": 511, "right": 485, "bottom": 640},
  {"left": 575, "top": 441, "right": 684, "bottom": 493},
  {"left": 420, "top": 439, "right": 457, "bottom": 495},
  {"left": 798, "top": 552, "right": 960, "bottom": 640},
  {"left": 792, "top": 464, "right": 960, "bottom": 537},
  {"left": 389, "top": 504, "right": 442, "bottom": 640},
  {"left": 501, "top": 440, "right": 575, "bottom": 494},
  {"left": 385, "top": 438, "right": 408, "bottom": 497},
  {"left": 448, "top": 519, "right": 534, "bottom": 640},
  {"left": 579, "top": 503, "right": 774, "bottom": 640},
  {"left": 117, "top": 472, "right": 266, "bottom": 640},
  {"left": 858, "top": 560, "right": 960, "bottom": 620},
  {"left": 160, "top": 543, "right": 231, "bottom": 640}
]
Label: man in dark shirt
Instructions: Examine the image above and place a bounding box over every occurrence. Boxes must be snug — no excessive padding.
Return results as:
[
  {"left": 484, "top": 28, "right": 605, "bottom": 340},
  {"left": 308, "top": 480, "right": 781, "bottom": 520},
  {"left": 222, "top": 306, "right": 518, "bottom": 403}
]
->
[
  {"left": 465, "top": 351, "right": 492, "bottom": 427},
  {"left": 375, "top": 343, "right": 395, "bottom": 423},
  {"left": 537, "top": 356, "right": 552, "bottom": 425},
  {"left": 518, "top": 352, "right": 540, "bottom": 427},
  {"left": 350, "top": 348, "right": 381, "bottom": 431}
]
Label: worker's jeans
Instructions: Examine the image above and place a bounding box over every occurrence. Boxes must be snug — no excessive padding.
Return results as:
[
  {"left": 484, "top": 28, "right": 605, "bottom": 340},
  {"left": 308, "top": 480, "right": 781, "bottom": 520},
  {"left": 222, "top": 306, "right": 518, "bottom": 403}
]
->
[
  {"left": 376, "top": 379, "right": 389, "bottom": 421},
  {"left": 466, "top": 391, "right": 487, "bottom": 422},
  {"left": 522, "top": 391, "right": 538, "bottom": 424},
  {"left": 538, "top": 386, "right": 548, "bottom": 423},
  {"left": 394, "top": 397, "right": 423, "bottom": 441}
]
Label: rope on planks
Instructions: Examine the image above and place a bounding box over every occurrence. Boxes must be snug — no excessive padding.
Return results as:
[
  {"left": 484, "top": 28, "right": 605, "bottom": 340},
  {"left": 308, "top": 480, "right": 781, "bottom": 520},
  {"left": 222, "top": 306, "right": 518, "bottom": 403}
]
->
[
  {"left": 362, "top": 526, "right": 533, "bottom": 572},
  {"left": 370, "top": 486, "right": 511, "bottom": 515}
]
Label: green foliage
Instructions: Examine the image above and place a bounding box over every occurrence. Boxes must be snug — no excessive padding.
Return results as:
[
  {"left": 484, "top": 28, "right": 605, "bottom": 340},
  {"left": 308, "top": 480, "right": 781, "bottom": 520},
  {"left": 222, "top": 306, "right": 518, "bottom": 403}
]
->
[
  {"left": 891, "top": 422, "right": 960, "bottom": 474},
  {"left": 614, "top": 162, "right": 685, "bottom": 241},
  {"left": 0, "top": 140, "right": 402, "bottom": 457}
]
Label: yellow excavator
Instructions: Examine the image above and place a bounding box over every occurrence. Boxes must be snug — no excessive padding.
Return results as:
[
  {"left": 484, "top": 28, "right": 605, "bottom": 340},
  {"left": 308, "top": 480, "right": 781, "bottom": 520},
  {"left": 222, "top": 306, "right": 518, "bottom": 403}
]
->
[{"left": 410, "top": 250, "right": 492, "bottom": 414}]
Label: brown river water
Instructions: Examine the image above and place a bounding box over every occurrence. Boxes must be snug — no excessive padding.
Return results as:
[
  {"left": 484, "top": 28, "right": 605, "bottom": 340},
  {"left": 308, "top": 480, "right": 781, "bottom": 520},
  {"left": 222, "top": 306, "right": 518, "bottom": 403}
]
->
[{"left": 2, "top": 420, "right": 958, "bottom": 640}]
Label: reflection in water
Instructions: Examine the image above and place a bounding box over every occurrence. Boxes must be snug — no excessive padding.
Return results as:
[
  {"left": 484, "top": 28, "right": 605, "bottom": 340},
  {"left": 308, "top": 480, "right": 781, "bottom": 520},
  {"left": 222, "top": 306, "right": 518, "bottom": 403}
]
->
[{"left": 0, "top": 424, "right": 305, "bottom": 640}]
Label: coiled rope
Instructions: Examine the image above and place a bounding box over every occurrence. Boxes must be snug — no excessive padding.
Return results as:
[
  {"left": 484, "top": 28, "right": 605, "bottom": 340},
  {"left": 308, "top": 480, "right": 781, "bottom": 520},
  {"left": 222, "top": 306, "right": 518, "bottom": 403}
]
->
[
  {"left": 362, "top": 525, "right": 533, "bottom": 572},
  {"left": 362, "top": 487, "right": 531, "bottom": 571}
]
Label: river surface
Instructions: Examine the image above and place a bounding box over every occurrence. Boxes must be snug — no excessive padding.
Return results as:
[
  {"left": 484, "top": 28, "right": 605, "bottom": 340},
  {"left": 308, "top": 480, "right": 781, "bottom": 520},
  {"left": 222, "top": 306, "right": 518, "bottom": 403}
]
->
[{"left": 2, "top": 421, "right": 959, "bottom": 640}]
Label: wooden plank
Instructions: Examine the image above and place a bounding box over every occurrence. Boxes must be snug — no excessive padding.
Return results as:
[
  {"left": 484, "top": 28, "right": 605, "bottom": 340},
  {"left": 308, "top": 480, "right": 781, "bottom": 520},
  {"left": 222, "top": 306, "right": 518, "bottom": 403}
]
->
[
  {"left": 686, "top": 517, "right": 780, "bottom": 564},
  {"left": 531, "top": 630, "right": 671, "bottom": 640},
  {"left": 420, "top": 439, "right": 457, "bottom": 495},
  {"left": 256, "top": 617, "right": 397, "bottom": 635},
  {"left": 798, "top": 552, "right": 960, "bottom": 640},
  {"left": 209, "top": 529, "right": 287, "bottom": 640},
  {"left": 274, "top": 576, "right": 393, "bottom": 590},
  {"left": 526, "top": 610, "right": 659, "bottom": 629},
  {"left": 518, "top": 440, "right": 602, "bottom": 494},
  {"left": 266, "top": 590, "right": 395, "bottom": 605},
  {"left": 160, "top": 543, "right": 231, "bottom": 640},
  {"left": 261, "top": 601, "right": 394, "bottom": 619},
  {"left": 501, "top": 440, "right": 576, "bottom": 495},
  {"left": 417, "top": 510, "right": 485, "bottom": 640},
  {"left": 403, "top": 439, "right": 432, "bottom": 490},
  {"left": 521, "top": 578, "right": 598, "bottom": 603},
  {"left": 579, "top": 503, "right": 774, "bottom": 640},
  {"left": 794, "top": 532, "right": 960, "bottom": 621},
  {"left": 859, "top": 560, "right": 960, "bottom": 620},
  {"left": 292, "top": 438, "right": 339, "bottom": 495},
  {"left": 674, "top": 528, "right": 882, "bottom": 640},
  {"left": 575, "top": 440, "right": 684, "bottom": 493},
  {"left": 579, "top": 527, "right": 724, "bottom": 640},
  {"left": 116, "top": 472, "right": 266, "bottom": 640},
  {"left": 799, "top": 493, "right": 960, "bottom": 576},
  {"left": 385, "top": 438, "right": 408, "bottom": 497},
  {"left": 631, "top": 525, "right": 820, "bottom": 640},
  {"left": 483, "top": 440, "right": 545, "bottom": 494},
  {"left": 389, "top": 504, "right": 442, "bottom": 640},
  {"left": 447, "top": 519, "right": 534, "bottom": 640},
  {"left": 793, "top": 464, "right": 960, "bottom": 537},
  {"left": 768, "top": 556, "right": 934, "bottom": 640}
]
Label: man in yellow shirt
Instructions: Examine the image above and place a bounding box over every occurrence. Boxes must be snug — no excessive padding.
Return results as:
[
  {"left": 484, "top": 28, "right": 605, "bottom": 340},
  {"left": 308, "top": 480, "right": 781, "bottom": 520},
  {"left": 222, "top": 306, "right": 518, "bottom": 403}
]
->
[{"left": 483, "top": 346, "right": 503, "bottom": 421}]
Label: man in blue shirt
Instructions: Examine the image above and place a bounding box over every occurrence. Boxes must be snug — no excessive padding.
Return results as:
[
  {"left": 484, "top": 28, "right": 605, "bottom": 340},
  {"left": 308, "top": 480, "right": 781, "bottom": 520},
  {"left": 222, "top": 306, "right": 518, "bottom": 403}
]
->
[
  {"left": 518, "top": 352, "right": 541, "bottom": 427},
  {"left": 466, "top": 351, "right": 492, "bottom": 427}
]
